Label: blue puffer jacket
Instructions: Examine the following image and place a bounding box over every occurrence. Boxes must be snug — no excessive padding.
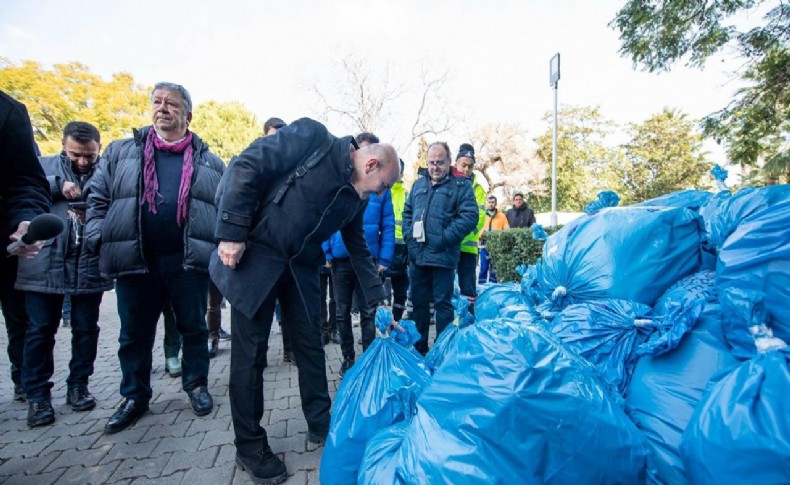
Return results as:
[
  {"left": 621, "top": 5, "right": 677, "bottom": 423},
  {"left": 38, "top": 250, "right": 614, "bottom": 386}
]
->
[
  {"left": 402, "top": 172, "right": 479, "bottom": 268},
  {"left": 323, "top": 190, "right": 395, "bottom": 267}
]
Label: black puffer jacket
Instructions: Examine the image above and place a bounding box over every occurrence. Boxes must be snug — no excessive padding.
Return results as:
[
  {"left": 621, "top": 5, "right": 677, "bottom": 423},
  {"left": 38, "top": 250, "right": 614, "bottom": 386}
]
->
[
  {"left": 85, "top": 127, "right": 224, "bottom": 278},
  {"left": 16, "top": 154, "right": 111, "bottom": 294}
]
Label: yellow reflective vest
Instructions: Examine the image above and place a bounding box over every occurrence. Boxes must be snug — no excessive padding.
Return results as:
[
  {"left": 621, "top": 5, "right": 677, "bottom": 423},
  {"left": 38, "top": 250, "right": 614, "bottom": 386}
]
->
[
  {"left": 391, "top": 181, "right": 408, "bottom": 243},
  {"left": 460, "top": 174, "right": 486, "bottom": 255}
]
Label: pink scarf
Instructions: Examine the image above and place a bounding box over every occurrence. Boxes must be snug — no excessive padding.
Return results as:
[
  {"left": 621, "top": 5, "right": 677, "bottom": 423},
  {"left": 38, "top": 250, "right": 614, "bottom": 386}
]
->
[{"left": 141, "top": 128, "right": 194, "bottom": 227}]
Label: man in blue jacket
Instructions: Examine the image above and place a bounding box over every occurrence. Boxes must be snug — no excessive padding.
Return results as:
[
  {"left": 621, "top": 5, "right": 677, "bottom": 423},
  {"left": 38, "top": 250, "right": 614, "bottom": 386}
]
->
[
  {"left": 402, "top": 142, "right": 478, "bottom": 354},
  {"left": 323, "top": 132, "right": 395, "bottom": 377},
  {"left": 212, "top": 118, "right": 399, "bottom": 484}
]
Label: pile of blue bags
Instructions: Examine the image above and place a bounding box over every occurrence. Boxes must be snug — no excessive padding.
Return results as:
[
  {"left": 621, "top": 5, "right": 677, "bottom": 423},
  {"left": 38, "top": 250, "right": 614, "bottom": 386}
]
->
[{"left": 321, "top": 178, "right": 789, "bottom": 484}]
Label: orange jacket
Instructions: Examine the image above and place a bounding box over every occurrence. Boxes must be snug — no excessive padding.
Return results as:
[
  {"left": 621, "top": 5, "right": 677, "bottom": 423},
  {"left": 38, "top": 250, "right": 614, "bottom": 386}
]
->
[{"left": 480, "top": 211, "right": 509, "bottom": 235}]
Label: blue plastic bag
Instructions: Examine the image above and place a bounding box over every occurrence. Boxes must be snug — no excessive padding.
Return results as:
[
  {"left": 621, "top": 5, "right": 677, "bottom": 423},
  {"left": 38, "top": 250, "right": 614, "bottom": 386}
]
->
[
  {"left": 549, "top": 299, "right": 656, "bottom": 392},
  {"left": 680, "top": 346, "right": 790, "bottom": 484},
  {"left": 635, "top": 189, "right": 713, "bottom": 211},
  {"left": 319, "top": 312, "right": 433, "bottom": 485},
  {"left": 357, "top": 420, "right": 410, "bottom": 484},
  {"left": 717, "top": 200, "right": 790, "bottom": 357},
  {"left": 536, "top": 206, "right": 703, "bottom": 310},
  {"left": 625, "top": 302, "right": 738, "bottom": 484},
  {"left": 473, "top": 282, "right": 526, "bottom": 322},
  {"left": 706, "top": 184, "right": 790, "bottom": 251},
  {"left": 584, "top": 190, "right": 621, "bottom": 214},
  {"left": 425, "top": 294, "right": 475, "bottom": 369},
  {"left": 359, "top": 318, "right": 656, "bottom": 484}
]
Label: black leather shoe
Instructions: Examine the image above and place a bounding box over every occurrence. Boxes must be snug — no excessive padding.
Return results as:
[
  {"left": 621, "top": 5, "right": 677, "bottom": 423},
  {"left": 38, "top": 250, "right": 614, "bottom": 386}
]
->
[
  {"left": 105, "top": 399, "right": 148, "bottom": 434},
  {"left": 208, "top": 333, "right": 219, "bottom": 359},
  {"left": 13, "top": 384, "right": 26, "bottom": 402},
  {"left": 218, "top": 328, "right": 231, "bottom": 341},
  {"left": 187, "top": 386, "right": 213, "bottom": 416},
  {"left": 235, "top": 449, "right": 287, "bottom": 484},
  {"left": 307, "top": 430, "right": 327, "bottom": 445},
  {"left": 27, "top": 398, "right": 55, "bottom": 428},
  {"left": 339, "top": 358, "right": 354, "bottom": 378},
  {"left": 66, "top": 385, "right": 96, "bottom": 411}
]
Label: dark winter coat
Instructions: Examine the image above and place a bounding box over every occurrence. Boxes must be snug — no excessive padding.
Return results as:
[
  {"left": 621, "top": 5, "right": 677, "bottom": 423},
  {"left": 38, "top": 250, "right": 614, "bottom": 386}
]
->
[
  {"left": 505, "top": 204, "right": 536, "bottom": 228},
  {"left": 210, "top": 117, "right": 385, "bottom": 320},
  {"left": 402, "top": 173, "right": 479, "bottom": 269},
  {"left": 15, "top": 154, "right": 111, "bottom": 294},
  {"left": 84, "top": 127, "right": 224, "bottom": 278},
  {"left": 0, "top": 92, "right": 50, "bottom": 247},
  {"left": 322, "top": 189, "right": 395, "bottom": 267}
]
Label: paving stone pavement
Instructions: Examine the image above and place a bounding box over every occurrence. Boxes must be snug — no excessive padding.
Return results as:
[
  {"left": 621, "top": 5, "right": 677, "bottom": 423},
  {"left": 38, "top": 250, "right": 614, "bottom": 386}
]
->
[{"left": 0, "top": 291, "right": 372, "bottom": 485}]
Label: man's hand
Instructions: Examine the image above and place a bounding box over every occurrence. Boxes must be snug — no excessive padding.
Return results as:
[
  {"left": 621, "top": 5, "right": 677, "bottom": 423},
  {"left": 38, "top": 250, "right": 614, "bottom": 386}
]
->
[
  {"left": 61, "top": 181, "right": 82, "bottom": 200},
  {"left": 376, "top": 264, "right": 388, "bottom": 273},
  {"left": 8, "top": 221, "right": 43, "bottom": 258},
  {"left": 218, "top": 240, "right": 246, "bottom": 269}
]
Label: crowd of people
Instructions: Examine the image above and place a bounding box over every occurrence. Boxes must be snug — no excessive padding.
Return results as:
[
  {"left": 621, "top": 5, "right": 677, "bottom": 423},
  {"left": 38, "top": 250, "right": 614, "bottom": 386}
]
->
[{"left": 0, "top": 82, "right": 537, "bottom": 484}]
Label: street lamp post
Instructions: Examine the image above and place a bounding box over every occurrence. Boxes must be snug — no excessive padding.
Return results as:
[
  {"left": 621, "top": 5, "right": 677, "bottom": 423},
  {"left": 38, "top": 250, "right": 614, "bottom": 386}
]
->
[{"left": 550, "top": 53, "right": 560, "bottom": 227}]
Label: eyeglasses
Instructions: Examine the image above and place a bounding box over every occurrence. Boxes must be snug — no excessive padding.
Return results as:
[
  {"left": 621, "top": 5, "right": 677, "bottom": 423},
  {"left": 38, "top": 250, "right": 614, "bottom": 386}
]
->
[{"left": 427, "top": 159, "right": 448, "bottom": 167}]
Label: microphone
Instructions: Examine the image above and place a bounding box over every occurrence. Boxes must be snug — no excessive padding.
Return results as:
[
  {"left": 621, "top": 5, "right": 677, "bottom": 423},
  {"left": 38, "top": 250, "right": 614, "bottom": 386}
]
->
[{"left": 6, "top": 213, "right": 65, "bottom": 254}]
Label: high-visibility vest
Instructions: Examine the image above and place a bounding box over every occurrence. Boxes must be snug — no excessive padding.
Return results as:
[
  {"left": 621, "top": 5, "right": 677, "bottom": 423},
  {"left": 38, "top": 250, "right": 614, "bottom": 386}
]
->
[
  {"left": 460, "top": 174, "right": 486, "bottom": 255},
  {"left": 391, "top": 181, "right": 408, "bottom": 243}
]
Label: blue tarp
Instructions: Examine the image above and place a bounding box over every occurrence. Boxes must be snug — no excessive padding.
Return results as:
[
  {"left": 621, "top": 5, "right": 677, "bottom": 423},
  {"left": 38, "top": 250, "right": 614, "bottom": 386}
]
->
[
  {"left": 717, "top": 199, "right": 790, "bottom": 358},
  {"left": 358, "top": 318, "right": 656, "bottom": 484},
  {"left": 535, "top": 206, "right": 703, "bottom": 311},
  {"left": 319, "top": 310, "right": 433, "bottom": 485},
  {"left": 625, "top": 302, "right": 738, "bottom": 484},
  {"left": 680, "top": 347, "right": 790, "bottom": 484}
]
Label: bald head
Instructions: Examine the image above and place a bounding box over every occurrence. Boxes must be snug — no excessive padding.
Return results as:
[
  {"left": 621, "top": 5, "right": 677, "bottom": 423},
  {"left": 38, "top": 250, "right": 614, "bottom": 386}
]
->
[{"left": 351, "top": 142, "right": 400, "bottom": 198}]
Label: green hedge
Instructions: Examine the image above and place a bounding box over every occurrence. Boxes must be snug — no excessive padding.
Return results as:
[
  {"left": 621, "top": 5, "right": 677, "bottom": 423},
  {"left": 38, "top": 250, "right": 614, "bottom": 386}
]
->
[{"left": 484, "top": 226, "right": 561, "bottom": 282}]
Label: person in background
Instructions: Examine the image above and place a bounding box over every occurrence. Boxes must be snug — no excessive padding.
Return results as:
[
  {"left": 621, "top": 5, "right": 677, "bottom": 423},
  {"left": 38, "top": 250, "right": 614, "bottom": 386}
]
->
[
  {"left": 384, "top": 159, "right": 409, "bottom": 321},
  {"left": 402, "top": 142, "right": 478, "bottom": 354},
  {"left": 86, "top": 82, "right": 224, "bottom": 433},
  {"left": 323, "top": 131, "right": 395, "bottom": 377},
  {"left": 478, "top": 195, "right": 509, "bottom": 284},
  {"left": 0, "top": 91, "right": 51, "bottom": 404},
  {"left": 16, "top": 121, "right": 112, "bottom": 427},
  {"left": 452, "top": 143, "right": 486, "bottom": 309},
  {"left": 505, "top": 192, "right": 536, "bottom": 228}
]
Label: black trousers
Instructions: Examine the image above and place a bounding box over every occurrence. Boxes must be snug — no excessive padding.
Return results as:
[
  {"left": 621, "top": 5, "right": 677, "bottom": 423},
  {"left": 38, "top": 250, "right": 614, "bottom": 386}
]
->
[
  {"left": 319, "top": 271, "right": 336, "bottom": 334},
  {"left": 0, "top": 255, "right": 27, "bottom": 387},
  {"left": 229, "top": 264, "right": 330, "bottom": 456},
  {"left": 389, "top": 272, "right": 409, "bottom": 321},
  {"left": 332, "top": 258, "right": 376, "bottom": 359},
  {"left": 409, "top": 263, "right": 455, "bottom": 355}
]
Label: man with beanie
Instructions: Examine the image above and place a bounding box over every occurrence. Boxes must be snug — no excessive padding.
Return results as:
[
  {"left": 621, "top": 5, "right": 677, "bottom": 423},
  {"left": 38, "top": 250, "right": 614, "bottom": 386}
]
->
[
  {"left": 453, "top": 143, "right": 486, "bottom": 308},
  {"left": 403, "top": 142, "right": 478, "bottom": 354},
  {"left": 86, "top": 82, "right": 224, "bottom": 433}
]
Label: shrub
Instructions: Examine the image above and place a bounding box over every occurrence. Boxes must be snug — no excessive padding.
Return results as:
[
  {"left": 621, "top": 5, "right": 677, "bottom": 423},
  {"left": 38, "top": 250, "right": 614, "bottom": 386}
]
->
[{"left": 485, "top": 227, "right": 561, "bottom": 282}]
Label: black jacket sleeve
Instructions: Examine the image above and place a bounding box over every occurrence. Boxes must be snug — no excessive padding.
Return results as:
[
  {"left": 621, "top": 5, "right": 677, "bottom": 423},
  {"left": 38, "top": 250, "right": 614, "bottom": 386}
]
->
[
  {"left": 215, "top": 118, "right": 328, "bottom": 242},
  {"left": 0, "top": 94, "right": 51, "bottom": 234}
]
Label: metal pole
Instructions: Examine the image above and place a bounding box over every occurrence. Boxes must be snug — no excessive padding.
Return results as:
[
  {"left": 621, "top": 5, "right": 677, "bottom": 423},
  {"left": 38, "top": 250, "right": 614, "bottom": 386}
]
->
[{"left": 551, "top": 82, "right": 558, "bottom": 227}]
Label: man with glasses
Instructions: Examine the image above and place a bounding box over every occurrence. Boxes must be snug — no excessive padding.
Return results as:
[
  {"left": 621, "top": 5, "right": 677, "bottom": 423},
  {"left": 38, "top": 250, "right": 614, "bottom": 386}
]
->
[{"left": 402, "top": 142, "right": 478, "bottom": 354}]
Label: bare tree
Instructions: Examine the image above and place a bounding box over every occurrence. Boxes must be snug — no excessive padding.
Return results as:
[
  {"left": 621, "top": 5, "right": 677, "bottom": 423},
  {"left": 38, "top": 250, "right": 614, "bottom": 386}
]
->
[
  {"left": 468, "top": 123, "right": 547, "bottom": 205},
  {"left": 310, "top": 54, "right": 455, "bottom": 158}
]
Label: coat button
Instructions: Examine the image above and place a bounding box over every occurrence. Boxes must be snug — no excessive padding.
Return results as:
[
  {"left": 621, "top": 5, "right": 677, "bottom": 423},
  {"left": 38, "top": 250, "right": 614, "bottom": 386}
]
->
[{"left": 222, "top": 213, "right": 229, "bottom": 220}]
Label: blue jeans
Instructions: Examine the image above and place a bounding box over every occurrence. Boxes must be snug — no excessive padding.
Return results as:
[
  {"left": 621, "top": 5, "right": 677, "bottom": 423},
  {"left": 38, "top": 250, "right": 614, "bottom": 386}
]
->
[
  {"left": 331, "top": 258, "right": 376, "bottom": 359},
  {"left": 409, "top": 263, "right": 455, "bottom": 355},
  {"left": 162, "top": 300, "right": 181, "bottom": 359},
  {"left": 115, "top": 254, "right": 209, "bottom": 401},
  {"left": 478, "top": 248, "right": 498, "bottom": 284},
  {"left": 22, "top": 292, "right": 103, "bottom": 400}
]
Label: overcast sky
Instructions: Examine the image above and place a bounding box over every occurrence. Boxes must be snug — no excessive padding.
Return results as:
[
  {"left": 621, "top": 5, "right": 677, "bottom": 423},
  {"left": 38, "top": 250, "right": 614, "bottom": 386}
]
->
[{"left": 1, "top": 0, "right": 756, "bottom": 163}]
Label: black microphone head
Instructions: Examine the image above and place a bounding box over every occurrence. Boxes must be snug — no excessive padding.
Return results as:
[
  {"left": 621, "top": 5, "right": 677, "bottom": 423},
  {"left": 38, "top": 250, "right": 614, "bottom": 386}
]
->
[{"left": 22, "top": 213, "right": 65, "bottom": 243}]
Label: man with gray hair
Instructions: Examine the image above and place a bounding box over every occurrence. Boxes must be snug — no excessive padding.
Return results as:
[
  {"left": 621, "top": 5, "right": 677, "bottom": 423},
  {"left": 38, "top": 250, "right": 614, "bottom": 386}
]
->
[{"left": 86, "top": 82, "right": 225, "bottom": 433}]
